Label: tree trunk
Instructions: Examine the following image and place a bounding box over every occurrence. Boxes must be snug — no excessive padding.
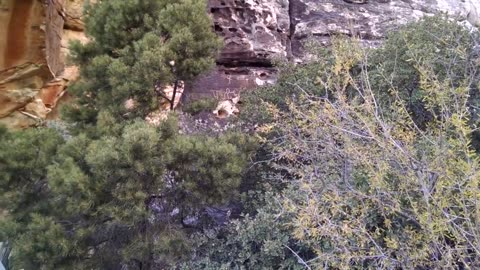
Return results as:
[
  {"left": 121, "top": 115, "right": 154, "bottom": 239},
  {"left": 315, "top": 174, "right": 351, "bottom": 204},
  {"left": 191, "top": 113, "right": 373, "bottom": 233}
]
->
[{"left": 170, "top": 79, "right": 179, "bottom": 110}]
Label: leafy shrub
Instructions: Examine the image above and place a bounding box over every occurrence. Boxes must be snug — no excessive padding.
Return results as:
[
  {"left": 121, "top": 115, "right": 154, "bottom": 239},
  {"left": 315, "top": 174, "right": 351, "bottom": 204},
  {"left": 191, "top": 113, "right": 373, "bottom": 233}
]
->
[
  {"left": 182, "top": 98, "right": 217, "bottom": 115},
  {"left": 239, "top": 48, "right": 334, "bottom": 126},
  {"left": 187, "top": 16, "right": 480, "bottom": 269},
  {"left": 180, "top": 192, "right": 311, "bottom": 270},
  {"left": 368, "top": 15, "right": 480, "bottom": 128}
]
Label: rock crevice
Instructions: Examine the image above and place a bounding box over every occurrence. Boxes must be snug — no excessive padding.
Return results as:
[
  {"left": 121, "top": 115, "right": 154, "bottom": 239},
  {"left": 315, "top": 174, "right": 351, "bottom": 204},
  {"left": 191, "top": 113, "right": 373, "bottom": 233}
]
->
[{"left": 286, "top": 0, "right": 296, "bottom": 61}]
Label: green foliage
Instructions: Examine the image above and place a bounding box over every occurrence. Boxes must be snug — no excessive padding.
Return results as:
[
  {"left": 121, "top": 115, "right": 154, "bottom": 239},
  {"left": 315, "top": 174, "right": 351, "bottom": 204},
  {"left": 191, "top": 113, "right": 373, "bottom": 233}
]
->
[
  {"left": 9, "top": 215, "right": 72, "bottom": 270},
  {"left": 0, "top": 119, "right": 256, "bottom": 268},
  {"left": 240, "top": 48, "right": 333, "bottom": 126},
  {"left": 82, "top": 0, "right": 160, "bottom": 54},
  {"left": 0, "top": 129, "right": 71, "bottom": 269},
  {"left": 64, "top": 0, "right": 222, "bottom": 129},
  {"left": 176, "top": 146, "right": 311, "bottom": 269},
  {"left": 368, "top": 15, "right": 480, "bottom": 128},
  {"left": 0, "top": 1, "right": 254, "bottom": 269},
  {"left": 183, "top": 98, "right": 217, "bottom": 115},
  {"left": 164, "top": 132, "right": 257, "bottom": 207},
  {"left": 4, "top": 8, "right": 479, "bottom": 270},
  {"left": 180, "top": 192, "right": 311, "bottom": 270},
  {"left": 267, "top": 57, "right": 480, "bottom": 267},
  {"left": 156, "top": 0, "right": 223, "bottom": 81},
  {"left": 188, "top": 16, "right": 480, "bottom": 269},
  {"left": 0, "top": 128, "right": 63, "bottom": 222}
]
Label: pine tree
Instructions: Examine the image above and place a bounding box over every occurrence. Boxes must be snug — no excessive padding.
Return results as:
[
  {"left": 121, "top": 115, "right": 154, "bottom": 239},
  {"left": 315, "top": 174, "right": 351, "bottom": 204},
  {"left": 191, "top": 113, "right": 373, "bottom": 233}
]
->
[
  {"left": 63, "top": 0, "right": 222, "bottom": 131},
  {"left": 0, "top": 119, "right": 255, "bottom": 268},
  {"left": 0, "top": 1, "right": 252, "bottom": 269}
]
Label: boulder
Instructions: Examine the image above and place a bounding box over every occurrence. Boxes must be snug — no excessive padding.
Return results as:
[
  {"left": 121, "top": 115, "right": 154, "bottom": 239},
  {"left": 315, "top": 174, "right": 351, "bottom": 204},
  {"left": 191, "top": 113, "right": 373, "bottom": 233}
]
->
[{"left": 213, "top": 96, "right": 240, "bottom": 118}]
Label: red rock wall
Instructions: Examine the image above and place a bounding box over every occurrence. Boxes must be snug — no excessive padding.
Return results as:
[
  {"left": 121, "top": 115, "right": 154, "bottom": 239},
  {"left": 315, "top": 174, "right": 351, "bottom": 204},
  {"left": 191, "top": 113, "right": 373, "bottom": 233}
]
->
[
  {"left": 0, "top": 0, "right": 86, "bottom": 129},
  {"left": 0, "top": 0, "right": 62, "bottom": 128},
  {"left": 2, "top": 0, "right": 46, "bottom": 69}
]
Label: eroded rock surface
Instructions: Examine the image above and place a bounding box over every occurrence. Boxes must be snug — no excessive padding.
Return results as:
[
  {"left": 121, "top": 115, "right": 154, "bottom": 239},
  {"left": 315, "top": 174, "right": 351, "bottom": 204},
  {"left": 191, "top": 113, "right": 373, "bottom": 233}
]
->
[
  {"left": 0, "top": 0, "right": 478, "bottom": 128},
  {"left": 290, "top": 0, "right": 480, "bottom": 60},
  {"left": 63, "top": 0, "right": 88, "bottom": 31},
  {"left": 209, "top": 0, "right": 290, "bottom": 66},
  {"left": 184, "top": 0, "right": 287, "bottom": 101},
  {"left": 190, "top": 0, "right": 479, "bottom": 102},
  {"left": 0, "top": 0, "right": 87, "bottom": 129},
  {"left": 185, "top": 66, "right": 276, "bottom": 102}
]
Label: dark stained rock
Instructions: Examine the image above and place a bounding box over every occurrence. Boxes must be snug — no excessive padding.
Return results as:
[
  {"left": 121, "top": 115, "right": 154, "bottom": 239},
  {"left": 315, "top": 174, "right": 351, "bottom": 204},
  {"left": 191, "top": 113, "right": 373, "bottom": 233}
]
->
[
  {"left": 197, "top": 0, "right": 479, "bottom": 100},
  {"left": 208, "top": 0, "right": 290, "bottom": 66},
  {"left": 185, "top": 66, "right": 277, "bottom": 102}
]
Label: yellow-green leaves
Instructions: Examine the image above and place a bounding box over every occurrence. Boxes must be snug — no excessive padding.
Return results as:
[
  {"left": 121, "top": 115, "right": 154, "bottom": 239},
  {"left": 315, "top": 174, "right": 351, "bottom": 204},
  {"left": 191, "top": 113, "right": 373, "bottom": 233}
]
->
[{"left": 261, "top": 16, "right": 480, "bottom": 269}]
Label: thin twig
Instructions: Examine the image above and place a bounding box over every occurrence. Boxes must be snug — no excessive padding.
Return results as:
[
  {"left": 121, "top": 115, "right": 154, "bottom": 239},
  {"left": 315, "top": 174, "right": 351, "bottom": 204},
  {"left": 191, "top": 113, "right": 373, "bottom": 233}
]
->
[{"left": 284, "top": 244, "right": 312, "bottom": 270}]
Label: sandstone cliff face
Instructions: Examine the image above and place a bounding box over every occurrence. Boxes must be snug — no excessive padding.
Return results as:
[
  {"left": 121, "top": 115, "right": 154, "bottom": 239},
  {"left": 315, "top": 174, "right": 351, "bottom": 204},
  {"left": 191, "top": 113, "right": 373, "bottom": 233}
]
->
[
  {"left": 0, "top": 0, "right": 57, "bottom": 128},
  {"left": 0, "top": 0, "right": 86, "bottom": 129},
  {"left": 187, "top": 0, "right": 480, "bottom": 102},
  {"left": 291, "top": 0, "right": 480, "bottom": 57},
  {"left": 0, "top": 0, "right": 478, "bottom": 127}
]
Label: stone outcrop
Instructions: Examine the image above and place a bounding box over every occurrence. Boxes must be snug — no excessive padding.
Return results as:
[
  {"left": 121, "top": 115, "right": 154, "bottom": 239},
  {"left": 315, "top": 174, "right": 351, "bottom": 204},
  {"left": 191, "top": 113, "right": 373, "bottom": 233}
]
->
[
  {"left": 213, "top": 96, "right": 240, "bottom": 118},
  {"left": 0, "top": 0, "right": 86, "bottom": 129},
  {"left": 63, "top": 0, "right": 87, "bottom": 31},
  {"left": 290, "top": 0, "right": 480, "bottom": 59},
  {"left": 185, "top": 0, "right": 285, "bottom": 105},
  {"left": 0, "top": 0, "right": 479, "bottom": 128},
  {"left": 188, "top": 0, "right": 480, "bottom": 99},
  {"left": 209, "top": 0, "right": 290, "bottom": 66},
  {"left": 185, "top": 66, "right": 276, "bottom": 102}
]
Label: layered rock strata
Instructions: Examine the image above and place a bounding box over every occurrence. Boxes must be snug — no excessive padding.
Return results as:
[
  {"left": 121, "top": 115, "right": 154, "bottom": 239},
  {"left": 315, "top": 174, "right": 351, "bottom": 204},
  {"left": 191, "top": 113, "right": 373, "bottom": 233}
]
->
[
  {"left": 0, "top": 0, "right": 479, "bottom": 127},
  {"left": 0, "top": 0, "right": 86, "bottom": 129},
  {"left": 188, "top": 0, "right": 480, "bottom": 101},
  {"left": 185, "top": 0, "right": 289, "bottom": 103}
]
